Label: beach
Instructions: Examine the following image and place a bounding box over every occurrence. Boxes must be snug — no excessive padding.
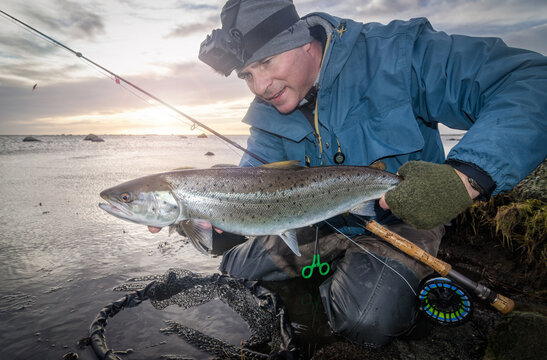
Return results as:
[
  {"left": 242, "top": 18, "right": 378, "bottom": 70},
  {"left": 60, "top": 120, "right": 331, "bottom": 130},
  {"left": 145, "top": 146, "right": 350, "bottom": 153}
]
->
[{"left": 0, "top": 134, "right": 462, "bottom": 359}]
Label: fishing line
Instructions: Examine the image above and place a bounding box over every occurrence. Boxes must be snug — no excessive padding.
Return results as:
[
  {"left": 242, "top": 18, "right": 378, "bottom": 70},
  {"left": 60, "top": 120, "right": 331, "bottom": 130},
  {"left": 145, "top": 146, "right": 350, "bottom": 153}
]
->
[
  {"left": 322, "top": 220, "right": 417, "bottom": 296},
  {"left": 81, "top": 60, "right": 251, "bottom": 165},
  {"left": 0, "top": 9, "right": 267, "bottom": 165}
]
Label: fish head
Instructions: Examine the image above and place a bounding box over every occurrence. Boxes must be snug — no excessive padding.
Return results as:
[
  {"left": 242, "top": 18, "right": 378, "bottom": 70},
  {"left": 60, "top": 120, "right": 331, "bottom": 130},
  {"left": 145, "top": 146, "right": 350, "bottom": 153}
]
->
[{"left": 99, "top": 175, "right": 180, "bottom": 227}]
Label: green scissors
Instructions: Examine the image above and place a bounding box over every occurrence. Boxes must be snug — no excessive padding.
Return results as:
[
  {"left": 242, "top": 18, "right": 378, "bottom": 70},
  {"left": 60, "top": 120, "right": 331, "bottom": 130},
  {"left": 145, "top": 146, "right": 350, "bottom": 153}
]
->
[{"left": 301, "top": 227, "right": 330, "bottom": 279}]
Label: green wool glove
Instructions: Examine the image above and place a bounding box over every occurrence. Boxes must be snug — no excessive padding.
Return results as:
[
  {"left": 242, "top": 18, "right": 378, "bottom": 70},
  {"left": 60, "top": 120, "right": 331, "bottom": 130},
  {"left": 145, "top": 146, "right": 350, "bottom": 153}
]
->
[{"left": 385, "top": 161, "right": 473, "bottom": 229}]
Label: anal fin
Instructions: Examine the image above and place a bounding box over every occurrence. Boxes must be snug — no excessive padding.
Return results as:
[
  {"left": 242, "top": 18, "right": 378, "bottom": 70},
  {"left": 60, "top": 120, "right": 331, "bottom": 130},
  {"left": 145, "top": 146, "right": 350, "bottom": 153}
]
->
[
  {"left": 349, "top": 200, "right": 378, "bottom": 217},
  {"left": 279, "top": 229, "right": 301, "bottom": 256}
]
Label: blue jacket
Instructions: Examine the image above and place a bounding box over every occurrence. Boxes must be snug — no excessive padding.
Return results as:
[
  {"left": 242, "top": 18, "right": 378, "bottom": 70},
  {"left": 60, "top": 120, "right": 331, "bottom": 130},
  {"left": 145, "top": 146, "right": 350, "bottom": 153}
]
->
[{"left": 239, "top": 14, "right": 547, "bottom": 195}]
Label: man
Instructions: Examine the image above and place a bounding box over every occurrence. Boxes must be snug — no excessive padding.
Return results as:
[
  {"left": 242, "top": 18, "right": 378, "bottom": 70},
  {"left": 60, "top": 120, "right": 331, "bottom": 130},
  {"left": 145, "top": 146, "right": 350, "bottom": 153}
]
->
[{"left": 195, "top": 0, "right": 547, "bottom": 348}]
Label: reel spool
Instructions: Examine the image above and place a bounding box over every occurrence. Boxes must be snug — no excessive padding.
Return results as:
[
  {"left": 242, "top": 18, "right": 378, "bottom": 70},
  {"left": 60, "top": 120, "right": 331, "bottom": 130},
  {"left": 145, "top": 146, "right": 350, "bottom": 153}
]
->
[{"left": 418, "top": 277, "right": 472, "bottom": 326}]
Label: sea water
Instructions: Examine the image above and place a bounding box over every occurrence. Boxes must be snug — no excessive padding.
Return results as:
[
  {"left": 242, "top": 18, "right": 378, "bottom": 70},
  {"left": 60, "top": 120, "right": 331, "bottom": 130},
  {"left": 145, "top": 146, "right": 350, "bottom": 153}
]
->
[{"left": 0, "top": 134, "right": 462, "bottom": 359}]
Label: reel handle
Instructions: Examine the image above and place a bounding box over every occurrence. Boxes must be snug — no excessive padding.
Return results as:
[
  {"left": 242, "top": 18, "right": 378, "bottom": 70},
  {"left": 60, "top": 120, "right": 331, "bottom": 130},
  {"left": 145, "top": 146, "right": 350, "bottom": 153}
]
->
[{"left": 491, "top": 293, "right": 515, "bottom": 314}]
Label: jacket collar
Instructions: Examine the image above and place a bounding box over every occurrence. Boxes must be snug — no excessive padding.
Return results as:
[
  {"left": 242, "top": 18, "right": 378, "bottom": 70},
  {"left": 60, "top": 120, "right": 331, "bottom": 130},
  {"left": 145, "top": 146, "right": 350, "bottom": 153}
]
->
[{"left": 242, "top": 99, "right": 314, "bottom": 142}]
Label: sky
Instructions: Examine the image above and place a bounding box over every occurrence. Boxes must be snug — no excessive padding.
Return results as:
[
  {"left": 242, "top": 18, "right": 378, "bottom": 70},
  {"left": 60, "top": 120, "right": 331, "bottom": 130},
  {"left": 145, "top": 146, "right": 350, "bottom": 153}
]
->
[{"left": 0, "top": 0, "right": 546, "bottom": 135}]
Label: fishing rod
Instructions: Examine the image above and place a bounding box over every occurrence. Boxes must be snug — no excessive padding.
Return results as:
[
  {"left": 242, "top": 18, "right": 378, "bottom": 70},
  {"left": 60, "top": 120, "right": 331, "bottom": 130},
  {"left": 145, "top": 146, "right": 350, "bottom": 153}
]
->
[
  {"left": 0, "top": 9, "right": 268, "bottom": 165},
  {"left": 363, "top": 219, "right": 515, "bottom": 316}
]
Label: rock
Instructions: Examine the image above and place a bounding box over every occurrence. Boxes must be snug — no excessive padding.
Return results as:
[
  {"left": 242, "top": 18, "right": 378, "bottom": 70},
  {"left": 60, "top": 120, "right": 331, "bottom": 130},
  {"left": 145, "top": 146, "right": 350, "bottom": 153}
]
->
[
  {"left": 83, "top": 134, "right": 104, "bottom": 142},
  {"left": 484, "top": 311, "right": 547, "bottom": 360},
  {"left": 204, "top": 152, "right": 215, "bottom": 156},
  {"left": 511, "top": 159, "right": 546, "bottom": 202},
  {"left": 197, "top": 133, "right": 208, "bottom": 138},
  {"left": 22, "top": 136, "right": 40, "bottom": 142}
]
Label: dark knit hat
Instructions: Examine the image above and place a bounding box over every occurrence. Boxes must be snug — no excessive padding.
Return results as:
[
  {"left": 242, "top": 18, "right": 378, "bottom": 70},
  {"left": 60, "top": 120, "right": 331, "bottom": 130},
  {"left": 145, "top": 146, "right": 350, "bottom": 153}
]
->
[
  {"left": 223, "top": 0, "right": 312, "bottom": 70},
  {"left": 200, "top": 0, "right": 312, "bottom": 75}
]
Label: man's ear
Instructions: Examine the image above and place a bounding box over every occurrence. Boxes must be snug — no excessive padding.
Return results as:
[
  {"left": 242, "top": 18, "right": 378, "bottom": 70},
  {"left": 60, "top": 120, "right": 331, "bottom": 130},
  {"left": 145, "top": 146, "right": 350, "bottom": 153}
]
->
[{"left": 302, "top": 42, "right": 313, "bottom": 54}]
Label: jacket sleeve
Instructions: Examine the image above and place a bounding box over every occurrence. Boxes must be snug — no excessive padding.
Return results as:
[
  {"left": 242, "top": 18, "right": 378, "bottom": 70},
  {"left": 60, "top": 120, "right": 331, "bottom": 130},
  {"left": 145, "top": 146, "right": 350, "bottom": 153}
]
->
[{"left": 409, "top": 18, "right": 547, "bottom": 194}]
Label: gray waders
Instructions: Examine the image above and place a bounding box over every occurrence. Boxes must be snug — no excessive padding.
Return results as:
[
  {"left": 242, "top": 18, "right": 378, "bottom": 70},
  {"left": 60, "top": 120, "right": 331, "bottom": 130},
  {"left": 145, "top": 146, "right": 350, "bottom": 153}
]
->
[{"left": 218, "top": 222, "right": 444, "bottom": 347}]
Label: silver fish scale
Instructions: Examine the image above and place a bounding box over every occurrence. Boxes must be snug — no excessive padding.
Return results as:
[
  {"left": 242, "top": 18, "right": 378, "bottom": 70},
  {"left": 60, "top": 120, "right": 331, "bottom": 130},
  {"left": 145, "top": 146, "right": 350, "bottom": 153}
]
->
[{"left": 165, "top": 166, "right": 400, "bottom": 235}]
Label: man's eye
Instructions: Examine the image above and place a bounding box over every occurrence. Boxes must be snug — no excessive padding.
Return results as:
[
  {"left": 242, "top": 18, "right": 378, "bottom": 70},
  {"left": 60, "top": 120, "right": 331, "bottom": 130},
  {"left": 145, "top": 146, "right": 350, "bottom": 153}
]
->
[{"left": 239, "top": 73, "right": 252, "bottom": 81}]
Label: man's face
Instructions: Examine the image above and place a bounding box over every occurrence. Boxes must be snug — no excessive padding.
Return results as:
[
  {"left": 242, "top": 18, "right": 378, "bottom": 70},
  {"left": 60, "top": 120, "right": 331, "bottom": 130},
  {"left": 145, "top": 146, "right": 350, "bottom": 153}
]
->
[{"left": 237, "top": 43, "right": 319, "bottom": 114}]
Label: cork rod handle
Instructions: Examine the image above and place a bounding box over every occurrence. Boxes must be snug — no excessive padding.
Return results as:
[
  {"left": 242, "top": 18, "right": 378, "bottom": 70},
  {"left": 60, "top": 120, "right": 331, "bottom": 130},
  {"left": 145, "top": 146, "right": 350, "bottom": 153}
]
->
[{"left": 365, "top": 220, "right": 452, "bottom": 276}]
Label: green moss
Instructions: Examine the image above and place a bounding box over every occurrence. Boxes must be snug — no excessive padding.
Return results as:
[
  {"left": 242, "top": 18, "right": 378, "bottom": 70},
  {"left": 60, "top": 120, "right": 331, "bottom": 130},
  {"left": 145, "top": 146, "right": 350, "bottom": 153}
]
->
[
  {"left": 494, "top": 199, "right": 546, "bottom": 266},
  {"left": 455, "top": 196, "right": 546, "bottom": 278}
]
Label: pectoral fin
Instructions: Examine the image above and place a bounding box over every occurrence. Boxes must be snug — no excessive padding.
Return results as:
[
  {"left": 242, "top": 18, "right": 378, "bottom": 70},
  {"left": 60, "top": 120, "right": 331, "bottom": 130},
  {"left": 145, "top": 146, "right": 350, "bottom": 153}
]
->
[
  {"left": 178, "top": 219, "right": 213, "bottom": 255},
  {"left": 279, "top": 229, "right": 301, "bottom": 256},
  {"left": 349, "top": 200, "right": 377, "bottom": 217}
]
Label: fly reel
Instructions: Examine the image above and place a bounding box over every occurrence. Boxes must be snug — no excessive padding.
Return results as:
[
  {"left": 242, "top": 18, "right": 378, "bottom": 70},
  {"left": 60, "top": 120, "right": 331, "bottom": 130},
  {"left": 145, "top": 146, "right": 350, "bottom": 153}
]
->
[{"left": 418, "top": 277, "right": 472, "bottom": 326}]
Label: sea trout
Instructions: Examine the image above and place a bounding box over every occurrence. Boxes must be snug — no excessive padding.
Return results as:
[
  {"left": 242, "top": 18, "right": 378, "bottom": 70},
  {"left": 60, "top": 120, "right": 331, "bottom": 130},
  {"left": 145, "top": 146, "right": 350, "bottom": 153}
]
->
[{"left": 99, "top": 162, "right": 400, "bottom": 256}]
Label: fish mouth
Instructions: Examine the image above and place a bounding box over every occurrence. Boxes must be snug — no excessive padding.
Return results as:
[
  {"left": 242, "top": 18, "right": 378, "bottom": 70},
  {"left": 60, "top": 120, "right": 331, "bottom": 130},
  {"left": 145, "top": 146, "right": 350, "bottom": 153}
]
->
[{"left": 98, "top": 201, "right": 133, "bottom": 219}]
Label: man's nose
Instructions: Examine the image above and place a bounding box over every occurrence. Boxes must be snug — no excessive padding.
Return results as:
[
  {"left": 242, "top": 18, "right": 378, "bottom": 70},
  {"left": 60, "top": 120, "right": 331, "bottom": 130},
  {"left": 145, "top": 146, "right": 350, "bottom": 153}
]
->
[{"left": 252, "top": 73, "right": 272, "bottom": 97}]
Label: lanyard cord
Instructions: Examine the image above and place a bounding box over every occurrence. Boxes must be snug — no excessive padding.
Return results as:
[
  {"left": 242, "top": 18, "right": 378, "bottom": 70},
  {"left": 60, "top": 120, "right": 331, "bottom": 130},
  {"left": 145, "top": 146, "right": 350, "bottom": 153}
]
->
[{"left": 313, "top": 33, "right": 332, "bottom": 163}]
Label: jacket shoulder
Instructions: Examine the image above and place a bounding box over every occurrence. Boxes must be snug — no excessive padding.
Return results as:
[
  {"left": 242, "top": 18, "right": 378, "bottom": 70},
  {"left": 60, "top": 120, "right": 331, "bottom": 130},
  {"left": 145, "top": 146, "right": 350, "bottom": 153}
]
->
[{"left": 362, "top": 17, "right": 432, "bottom": 38}]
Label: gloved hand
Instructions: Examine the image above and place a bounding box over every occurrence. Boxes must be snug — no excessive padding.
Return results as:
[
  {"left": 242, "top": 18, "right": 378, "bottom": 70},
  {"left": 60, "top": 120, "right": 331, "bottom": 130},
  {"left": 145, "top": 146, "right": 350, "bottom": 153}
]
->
[{"left": 384, "top": 161, "right": 473, "bottom": 229}]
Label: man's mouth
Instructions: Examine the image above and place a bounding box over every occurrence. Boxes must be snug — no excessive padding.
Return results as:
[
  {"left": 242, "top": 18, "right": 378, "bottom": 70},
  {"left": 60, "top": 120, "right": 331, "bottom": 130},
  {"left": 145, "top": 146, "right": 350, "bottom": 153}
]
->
[{"left": 265, "top": 87, "right": 285, "bottom": 102}]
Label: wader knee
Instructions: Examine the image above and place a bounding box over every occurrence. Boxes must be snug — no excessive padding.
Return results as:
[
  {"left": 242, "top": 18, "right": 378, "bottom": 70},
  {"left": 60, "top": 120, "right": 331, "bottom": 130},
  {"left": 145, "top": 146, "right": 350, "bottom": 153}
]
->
[
  {"left": 219, "top": 235, "right": 292, "bottom": 281},
  {"left": 219, "top": 227, "right": 346, "bottom": 281},
  {"left": 319, "top": 251, "right": 421, "bottom": 347}
]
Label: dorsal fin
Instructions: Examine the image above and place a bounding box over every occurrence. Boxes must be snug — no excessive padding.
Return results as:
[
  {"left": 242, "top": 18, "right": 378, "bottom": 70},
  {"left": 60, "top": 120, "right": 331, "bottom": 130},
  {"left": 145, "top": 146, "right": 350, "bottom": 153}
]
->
[
  {"left": 260, "top": 160, "right": 303, "bottom": 169},
  {"left": 369, "top": 161, "right": 387, "bottom": 170}
]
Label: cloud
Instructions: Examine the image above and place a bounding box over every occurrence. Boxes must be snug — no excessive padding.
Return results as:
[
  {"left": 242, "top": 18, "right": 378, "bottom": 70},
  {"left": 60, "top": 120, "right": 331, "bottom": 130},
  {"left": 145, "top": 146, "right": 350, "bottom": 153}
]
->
[
  {"left": 22, "top": 0, "right": 105, "bottom": 40},
  {"left": 0, "top": 33, "right": 59, "bottom": 58},
  {"left": 0, "top": 60, "right": 250, "bottom": 127},
  {"left": 165, "top": 15, "right": 218, "bottom": 38},
  {"left": 502, "top": 22, "right": 547, "bottom": 55}
]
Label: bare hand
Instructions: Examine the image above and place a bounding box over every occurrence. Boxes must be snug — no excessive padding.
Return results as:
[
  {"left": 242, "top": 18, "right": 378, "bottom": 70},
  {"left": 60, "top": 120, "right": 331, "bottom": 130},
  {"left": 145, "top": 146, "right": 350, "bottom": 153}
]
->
[
  {"left": 379, "top": 194, "right": 390, "bottom": 210},
  {"left": 148, "top": 226, "right": 162, "bottom": 233}
]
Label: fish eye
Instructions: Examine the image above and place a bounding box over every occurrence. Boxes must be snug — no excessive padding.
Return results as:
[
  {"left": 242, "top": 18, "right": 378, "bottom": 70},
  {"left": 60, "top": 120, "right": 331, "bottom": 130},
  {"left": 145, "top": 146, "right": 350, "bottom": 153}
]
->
[{"left": 120, "top": 192, "right": 132, "bottom": 203}]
